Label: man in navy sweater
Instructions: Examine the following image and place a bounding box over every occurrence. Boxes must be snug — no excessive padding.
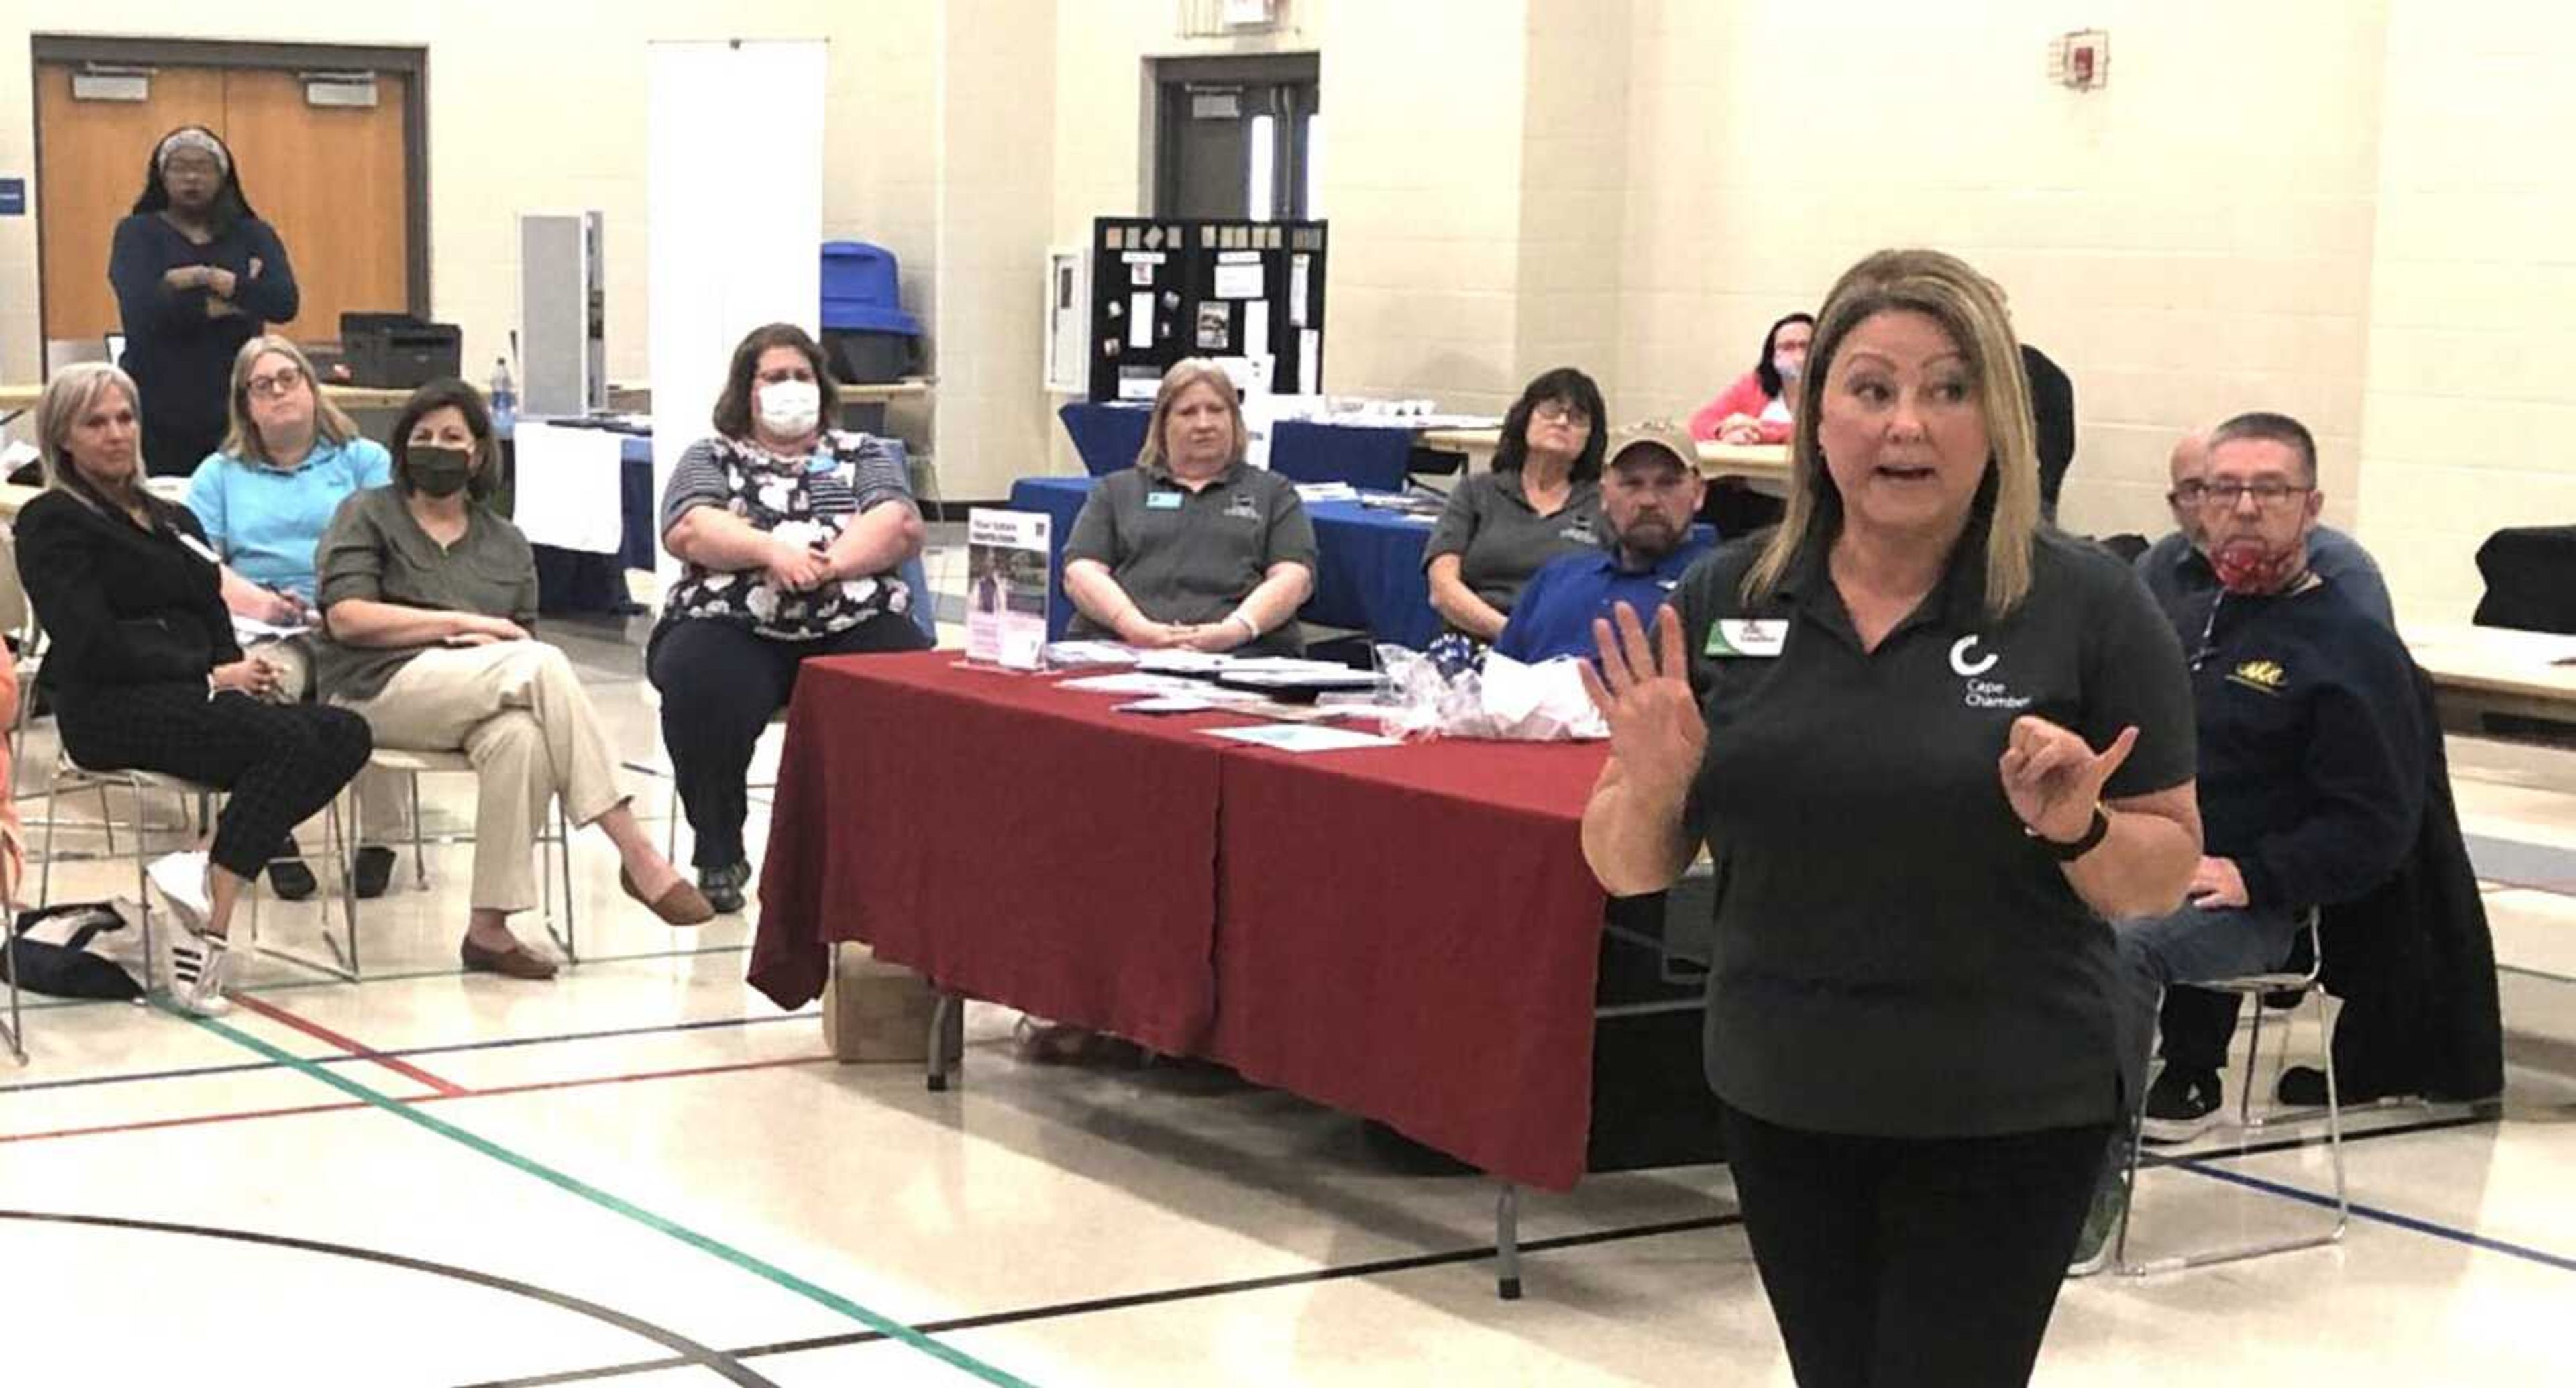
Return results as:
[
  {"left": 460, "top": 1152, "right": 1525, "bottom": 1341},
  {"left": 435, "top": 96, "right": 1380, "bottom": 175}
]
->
[{"left": 2073, "top": 411, "right": 2425, "bottom": 1272}]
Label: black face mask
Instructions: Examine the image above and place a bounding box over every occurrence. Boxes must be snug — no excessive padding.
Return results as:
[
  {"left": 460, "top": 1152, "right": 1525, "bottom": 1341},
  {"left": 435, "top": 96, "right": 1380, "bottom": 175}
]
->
[{"left": 408, "top": 445, "right": 474, "bottom": 498}]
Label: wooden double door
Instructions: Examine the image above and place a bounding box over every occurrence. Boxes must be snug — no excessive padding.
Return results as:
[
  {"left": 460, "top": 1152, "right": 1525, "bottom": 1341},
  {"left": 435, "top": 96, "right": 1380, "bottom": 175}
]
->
[{"left": 36, "top": 60, "right": 414, "bottom": 350}]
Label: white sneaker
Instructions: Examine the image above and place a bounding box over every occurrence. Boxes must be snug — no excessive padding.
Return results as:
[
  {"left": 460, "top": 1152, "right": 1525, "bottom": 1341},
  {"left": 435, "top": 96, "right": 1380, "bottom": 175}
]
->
[
  {"left": 146, "top": 851, "right": 230, "bottom": 1016},
  {"left": 164, "top": 923, "right": 234, "bottom": 1017},
  {"left": 146, "top": 851, "right": 214, "bottom": 935}
]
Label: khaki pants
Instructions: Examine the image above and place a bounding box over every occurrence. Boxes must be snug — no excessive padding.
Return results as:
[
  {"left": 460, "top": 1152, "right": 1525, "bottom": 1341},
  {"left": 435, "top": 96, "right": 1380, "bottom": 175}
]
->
[
  {"left": 248, "top": 635, "right": 408, "bottom": 841},
  {"left": 334, "top": 641, "right": 628, "bottom": 914}
]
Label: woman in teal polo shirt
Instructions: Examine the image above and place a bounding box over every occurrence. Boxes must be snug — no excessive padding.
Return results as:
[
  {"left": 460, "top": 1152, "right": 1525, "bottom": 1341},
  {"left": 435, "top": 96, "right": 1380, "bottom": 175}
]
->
[
  {"left": 1581, "top": 249, "right": 2202, "bottom": 1387},
  {"left": 186, "top": 333, "right": 399, "bottom": 899}
]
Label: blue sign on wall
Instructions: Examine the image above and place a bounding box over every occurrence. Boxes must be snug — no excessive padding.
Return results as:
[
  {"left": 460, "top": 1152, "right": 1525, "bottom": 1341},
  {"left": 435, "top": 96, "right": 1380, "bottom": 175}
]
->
[{"left": 0, "top": 178, "right": 25, "bottom": 216}]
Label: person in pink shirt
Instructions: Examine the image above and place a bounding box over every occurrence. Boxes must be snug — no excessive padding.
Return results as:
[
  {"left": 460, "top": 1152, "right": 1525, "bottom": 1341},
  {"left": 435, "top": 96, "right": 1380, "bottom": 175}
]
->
[{"left": 1688, "top": 311, "right": 1813, "bottom": 445}]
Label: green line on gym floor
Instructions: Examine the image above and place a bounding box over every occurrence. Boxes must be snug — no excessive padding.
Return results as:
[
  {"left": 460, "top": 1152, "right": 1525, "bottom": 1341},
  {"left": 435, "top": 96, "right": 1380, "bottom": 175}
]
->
[{"left": 187, "top": 1008, "right": 1038, "bottom": 1388}]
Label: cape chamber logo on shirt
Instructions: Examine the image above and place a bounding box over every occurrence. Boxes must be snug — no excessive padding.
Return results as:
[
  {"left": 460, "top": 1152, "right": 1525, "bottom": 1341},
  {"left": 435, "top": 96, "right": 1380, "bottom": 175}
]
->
[
  {"left": 1951, "top": 635, "right": 2031, "bottom": 710},
  {"left": 2227, "top": 659, "right": 2288, "bottom": 696},
  {"left": 1705, "top": 618, "right": 1786, "bottom": 657},
  {"left": 1224, "top": 492, "right": 1262, "bottom": 520},
  {"left": 1560, "top": 521, "right": 1598, "bottom": 545}
]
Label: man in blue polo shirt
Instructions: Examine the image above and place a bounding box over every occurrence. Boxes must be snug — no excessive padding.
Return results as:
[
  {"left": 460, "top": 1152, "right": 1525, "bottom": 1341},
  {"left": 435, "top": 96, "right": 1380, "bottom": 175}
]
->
[{"left": 1495, "top": 421, "right": 1711, "bottom": 663}]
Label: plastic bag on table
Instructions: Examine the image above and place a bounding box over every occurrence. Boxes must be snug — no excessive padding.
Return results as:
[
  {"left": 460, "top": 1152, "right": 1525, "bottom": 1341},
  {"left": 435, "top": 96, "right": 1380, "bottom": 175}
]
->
[{"left": 1362, "top": 645, "right": 1608, "bottom": 742}]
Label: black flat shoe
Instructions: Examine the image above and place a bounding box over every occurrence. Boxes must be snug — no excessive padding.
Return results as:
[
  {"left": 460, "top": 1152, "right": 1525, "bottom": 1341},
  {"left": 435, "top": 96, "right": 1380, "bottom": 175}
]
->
[
  {"left": 699, "top": 860, "right": 750, "bottom": 914},
  {"left": 267, "top": 851, "right": 317, "bottom": 902},
  {"left": 354, "top": 845, "right": 397, "bottom": 900}
]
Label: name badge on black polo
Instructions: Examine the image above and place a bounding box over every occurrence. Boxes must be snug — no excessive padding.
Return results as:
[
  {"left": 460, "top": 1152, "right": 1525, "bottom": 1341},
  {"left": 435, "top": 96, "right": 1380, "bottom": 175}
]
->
[
  {"left": 1146, "top": 490, "right": 1183, "bottom": 511},
  {"left": 1706, "top": 619, "right": 1786, "bottom": 657}
]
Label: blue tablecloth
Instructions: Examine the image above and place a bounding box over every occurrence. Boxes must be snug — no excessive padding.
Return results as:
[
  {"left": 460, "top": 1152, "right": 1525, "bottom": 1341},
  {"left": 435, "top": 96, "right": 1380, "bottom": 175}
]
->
[
  {"left": 1059, "top": 403, "right": 1152, "bottom": 477},
  {"left": 1058, "top": 403, "right": 1421, "bottom": 492},
  {"left": 1007, "top": 476, "right": 1446, "bottom": 647}
]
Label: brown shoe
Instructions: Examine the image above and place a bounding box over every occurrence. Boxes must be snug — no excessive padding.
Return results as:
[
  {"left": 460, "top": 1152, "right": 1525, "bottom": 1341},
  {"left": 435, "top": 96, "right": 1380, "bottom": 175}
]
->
[
  {"left": 621, "top": 867, "right": 715, "bottom": 926},
  {"left": 460, "top": 936, "right": 559, "bottom": 980}
]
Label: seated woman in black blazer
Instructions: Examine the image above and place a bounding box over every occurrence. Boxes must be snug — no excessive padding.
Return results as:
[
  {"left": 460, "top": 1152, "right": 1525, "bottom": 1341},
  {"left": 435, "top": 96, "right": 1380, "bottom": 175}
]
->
[{"left": 14, "top": 363, "right": 371, "bottom": 1016}]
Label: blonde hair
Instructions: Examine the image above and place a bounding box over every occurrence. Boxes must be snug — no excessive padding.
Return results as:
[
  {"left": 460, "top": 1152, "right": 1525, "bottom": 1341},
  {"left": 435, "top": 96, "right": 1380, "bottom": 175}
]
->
[
  {"left": 221, "top": 334, "right": 359, "bottom": 466},
  {"left": 1746, "top": 248, "right": 2041, "bottom": 617},
  {"left": 1135, "top": 358, "right": 1247, "bottom": 473},
  {"left": 34, "top": 363, "right": 146, "bottom": 513}
]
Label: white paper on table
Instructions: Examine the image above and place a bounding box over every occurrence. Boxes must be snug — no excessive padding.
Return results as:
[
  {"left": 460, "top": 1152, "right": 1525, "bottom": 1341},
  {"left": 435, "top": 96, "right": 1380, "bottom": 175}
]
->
[
  {"left": 1243, "top": 299, "right": 1271, "bottom": 353},
  {"left": 1128, "top": 293, "right": 1155, "bottom": 348},
  {"left": 1060, "top": 672, "right": 1204, "bottom": 696},
  {"left": 1289, "top": 254, "right": 1311, "bottom": 326},
  {"left": 1205, "top": 723, "right": 1400, "bottom": 753},
  {"left": 1041, "top": 641, "right": 1138, "bottom": 668},
  {"left": 1136, "top": 649, "right": 1231, "bottom": 674},
  {"left": 1115, "top": 696, "right": 1221, "bottom": 714},
  {"left": 1477, "top": 653, "right": 1610, "bottom": 740},
  {"left": 1297, "top": 331, "right": 1320, "bottom": 395},
  {"left": 1295, "top": 482, "right": 1357, "bottom": 502},
  {"left": 511, "top": 421, "right": 627, "bottom": 553}
]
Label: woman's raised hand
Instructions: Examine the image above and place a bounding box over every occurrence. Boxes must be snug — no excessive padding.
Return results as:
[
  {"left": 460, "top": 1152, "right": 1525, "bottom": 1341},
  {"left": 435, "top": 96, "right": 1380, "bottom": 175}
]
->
[{"left": 1578, "top": 602, "right": 1707, "bottom": 796}]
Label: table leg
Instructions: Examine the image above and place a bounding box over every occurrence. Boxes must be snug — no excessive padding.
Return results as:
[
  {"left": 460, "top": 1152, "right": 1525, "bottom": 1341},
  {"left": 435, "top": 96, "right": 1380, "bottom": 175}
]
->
[
  {"left": 1495, "top": 1183, "right": 1523, "bottom": 1301},
  {"left": 925, "top": 992, "right": 964, "bottom": 1092}
]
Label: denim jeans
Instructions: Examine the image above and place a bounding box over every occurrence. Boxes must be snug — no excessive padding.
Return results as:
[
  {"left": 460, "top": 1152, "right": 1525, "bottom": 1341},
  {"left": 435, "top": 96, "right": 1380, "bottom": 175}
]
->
[{"left": 2113, "top": 902, "right": 2304, "bottom": 1075}]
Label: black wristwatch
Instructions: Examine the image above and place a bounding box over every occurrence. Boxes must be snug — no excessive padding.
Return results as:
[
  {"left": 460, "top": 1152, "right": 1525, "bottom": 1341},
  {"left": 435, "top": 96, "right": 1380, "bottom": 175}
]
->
[{"left": 2027, "top": 805, "right": 2110, "bottom": 861}]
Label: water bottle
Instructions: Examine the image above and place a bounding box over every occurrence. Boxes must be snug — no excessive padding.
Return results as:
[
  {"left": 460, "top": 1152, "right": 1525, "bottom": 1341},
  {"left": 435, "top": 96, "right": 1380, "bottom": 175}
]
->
[{"left": 489, "top": 356, "right": 517, "bottom": 433}]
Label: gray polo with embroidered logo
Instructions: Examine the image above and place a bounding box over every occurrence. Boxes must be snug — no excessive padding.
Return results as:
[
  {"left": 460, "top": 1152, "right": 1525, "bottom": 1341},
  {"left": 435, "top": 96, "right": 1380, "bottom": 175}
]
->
[
  {"left": 1422, "top": 469, "right": 1603, "bottom": 616},
  {"left": 1063, "top": 459, "right": 1317, "bottom": 647},
  {"left": 1670, "top": 523, "right": 2196, "bottom": 1138}
]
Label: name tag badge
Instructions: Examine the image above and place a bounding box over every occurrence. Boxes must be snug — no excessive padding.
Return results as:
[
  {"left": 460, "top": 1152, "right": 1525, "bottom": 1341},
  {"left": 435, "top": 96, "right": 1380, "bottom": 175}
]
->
[
  {"left": 1706, "top": 618, "right": 1786, "bottom": 658},
  {"left": 1146, "top": 491, "right": 1184, "bottom": 511}
]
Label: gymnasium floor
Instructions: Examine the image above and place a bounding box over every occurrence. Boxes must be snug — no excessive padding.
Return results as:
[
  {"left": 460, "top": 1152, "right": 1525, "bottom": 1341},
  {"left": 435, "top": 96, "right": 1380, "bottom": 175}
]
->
[{"left": 4, "top": 541, "right": 2572, "bottom": 1386}]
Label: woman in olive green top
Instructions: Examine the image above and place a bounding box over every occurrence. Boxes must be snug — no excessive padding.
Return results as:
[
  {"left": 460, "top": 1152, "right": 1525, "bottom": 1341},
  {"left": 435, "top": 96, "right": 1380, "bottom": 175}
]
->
[{"left": 315, "top": 380, "right": 710, "bottom": 980}]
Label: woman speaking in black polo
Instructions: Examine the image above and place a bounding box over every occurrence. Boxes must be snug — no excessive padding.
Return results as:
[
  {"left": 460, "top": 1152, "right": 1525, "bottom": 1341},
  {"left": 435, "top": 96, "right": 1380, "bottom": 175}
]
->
[{"left": 1580, "top": 248, "right": 2201, "bottom": 1387}]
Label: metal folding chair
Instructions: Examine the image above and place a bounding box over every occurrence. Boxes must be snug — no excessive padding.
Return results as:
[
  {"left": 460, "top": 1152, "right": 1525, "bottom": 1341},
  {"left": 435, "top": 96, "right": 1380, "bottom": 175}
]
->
[
  {"left": 356, "top": 747, "right": 578, "bottom": 973},
  {"left": 2114, "top": 912, "right": 2347, "bottom": 1275},
  {"left": 34, "top": 747, "right": 351, "bottom": 998}
]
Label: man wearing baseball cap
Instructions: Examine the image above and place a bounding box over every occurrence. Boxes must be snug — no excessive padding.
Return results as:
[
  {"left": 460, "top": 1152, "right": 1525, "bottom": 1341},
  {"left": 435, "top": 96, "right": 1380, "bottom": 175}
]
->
[{"left": 1495, "top": 421, "right": 1711, "bottom": 663}]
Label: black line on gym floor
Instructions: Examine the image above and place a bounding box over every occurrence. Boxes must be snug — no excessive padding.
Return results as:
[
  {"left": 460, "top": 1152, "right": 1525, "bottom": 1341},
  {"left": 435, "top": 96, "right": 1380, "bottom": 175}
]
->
[
  {"left": 0, "top": 1209, "right": 779, "bottom": 1387},
  {"left": 461, "top": 1210, "right": 1749, "bottom": 1387}
]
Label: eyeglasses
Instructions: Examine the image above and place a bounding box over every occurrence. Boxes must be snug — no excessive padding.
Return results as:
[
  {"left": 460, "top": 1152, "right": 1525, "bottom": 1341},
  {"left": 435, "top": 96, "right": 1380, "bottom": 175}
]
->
[
  {"left": 246, "top": 365, "right": 306, "bottom": 400},
  {"left": 1532, "top": 402, "right": 1591, "bottom": 426},
  {"left": 2192, "top": 480, "right": 2311, "bottom": 511}
]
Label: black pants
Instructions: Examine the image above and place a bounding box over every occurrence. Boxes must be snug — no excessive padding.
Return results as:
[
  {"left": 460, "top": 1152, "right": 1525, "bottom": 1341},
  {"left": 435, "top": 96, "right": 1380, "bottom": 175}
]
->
[
  {"left": 1719, "top": 1102, "right": 2114, "bottom": 1388},
  {"left": 56, "top": 683, "right": 373, "bottom": 881},
  {"left": 646, "top": 615, "right": 932, "bottom": 871},
  {"left": 2157, "top": 984, "right": 2244, "bottom": 1072}
]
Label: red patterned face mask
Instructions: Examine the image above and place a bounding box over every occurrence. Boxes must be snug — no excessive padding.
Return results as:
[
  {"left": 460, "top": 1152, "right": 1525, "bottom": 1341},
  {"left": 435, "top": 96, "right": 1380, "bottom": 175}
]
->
[{"left": 2211, "top": 537, "right": 2306, "bottom": 595}]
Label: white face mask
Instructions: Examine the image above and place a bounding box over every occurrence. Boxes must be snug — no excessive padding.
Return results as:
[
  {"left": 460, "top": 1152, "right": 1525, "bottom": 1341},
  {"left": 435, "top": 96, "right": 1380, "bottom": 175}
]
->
[{"left": 756, "top": 378, "right": 821, "bottom": 436}]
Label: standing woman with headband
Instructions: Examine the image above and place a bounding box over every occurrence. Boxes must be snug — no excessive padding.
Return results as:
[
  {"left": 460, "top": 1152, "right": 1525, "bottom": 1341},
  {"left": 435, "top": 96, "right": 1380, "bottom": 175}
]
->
[{"left": 109, "top": 125, "right": 301, "bottom": 477}]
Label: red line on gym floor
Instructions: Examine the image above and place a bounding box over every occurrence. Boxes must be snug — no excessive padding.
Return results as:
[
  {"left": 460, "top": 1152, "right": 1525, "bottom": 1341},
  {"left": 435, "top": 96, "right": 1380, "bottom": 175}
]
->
[
  {"left": 226, "top": 994, "right": 470, "bottom": 1096},
  {"left": 0, "top": 1054, "right": 835, "bottom": 1146}
]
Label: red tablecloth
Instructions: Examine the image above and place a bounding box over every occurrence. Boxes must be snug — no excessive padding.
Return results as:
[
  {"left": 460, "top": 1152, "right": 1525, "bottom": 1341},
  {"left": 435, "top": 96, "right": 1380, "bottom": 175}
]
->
[
  {"left": 1207, "top": 739, "right": 1611, "bottom": 1189},
  {"left": 751, "top": 653, "right": 1228, "bottom": 1056},
  {"left": 749, "top": 649, "right": 1614, "bottom": 1189}
]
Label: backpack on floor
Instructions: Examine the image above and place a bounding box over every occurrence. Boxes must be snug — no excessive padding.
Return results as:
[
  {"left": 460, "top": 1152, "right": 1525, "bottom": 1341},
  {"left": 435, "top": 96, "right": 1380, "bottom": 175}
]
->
[{"left": 2, "top": 902, "right": 146, "bottom": 1002}]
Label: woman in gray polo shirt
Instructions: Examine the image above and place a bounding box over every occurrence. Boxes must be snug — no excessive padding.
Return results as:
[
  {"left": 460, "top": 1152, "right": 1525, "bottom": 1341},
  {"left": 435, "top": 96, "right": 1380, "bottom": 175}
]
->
[
  {"left": 316, "top": 380, "right": 711, "bottom": 981},
  {"left": 1582, "top": 250, "right": 2201, "bottom": 1386},
  {"left": 1062, "top": 358, "right": 1316, "bottom": 655},
  {"left": 1422, "top": 366, "right": 1607, "bottom": 643}
]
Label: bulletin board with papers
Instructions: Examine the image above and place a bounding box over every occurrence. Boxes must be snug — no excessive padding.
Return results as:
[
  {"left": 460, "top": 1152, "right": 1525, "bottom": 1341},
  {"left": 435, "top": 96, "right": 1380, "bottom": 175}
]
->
[{"left": 1087, "top": 216, "right": 1328, "bottom": 405}]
